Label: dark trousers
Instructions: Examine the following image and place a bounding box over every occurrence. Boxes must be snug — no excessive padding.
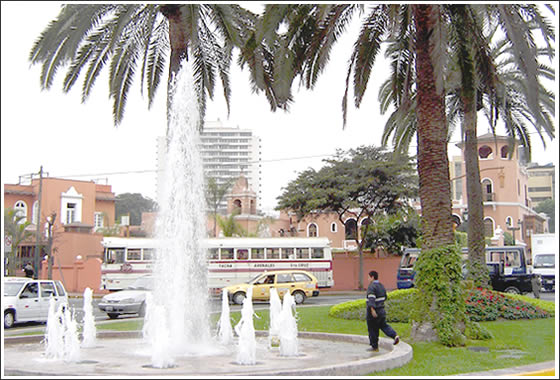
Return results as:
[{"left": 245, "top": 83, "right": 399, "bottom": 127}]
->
[{"left": 366, "top": 308, "right": 397, "bottom": 349}]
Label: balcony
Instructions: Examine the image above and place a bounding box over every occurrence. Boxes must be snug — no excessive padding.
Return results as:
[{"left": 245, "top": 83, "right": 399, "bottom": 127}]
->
[{"left": 483, "top": 192, "right": 495, "bottom": 202}]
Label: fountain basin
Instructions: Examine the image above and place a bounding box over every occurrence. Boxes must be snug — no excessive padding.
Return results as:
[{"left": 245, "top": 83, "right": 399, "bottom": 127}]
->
[{"left": 3, "top": 331, "right": 412, "bottom": 376}]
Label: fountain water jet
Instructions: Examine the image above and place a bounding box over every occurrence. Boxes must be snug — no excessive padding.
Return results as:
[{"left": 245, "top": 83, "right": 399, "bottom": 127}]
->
[
  {"left": 268, "top": 287, "right": 282, "bottom": 348},
  {"left": 148, "top": 59, "right": 211, "bottom": 367},
  {"left": 234, "top": 286, "right": 257, "bottom": 365},
  {"left": 278, "top": 292, "right": 299, "bottom": 357},
  {"left": 217, "top": 288, "right": 234, "bottom": 345},
  {"left": 81, "top": 287, "right": 96, "bottom": 348},
  {"left": 44, "top": 297, "right": 81, "bottom": 362}
]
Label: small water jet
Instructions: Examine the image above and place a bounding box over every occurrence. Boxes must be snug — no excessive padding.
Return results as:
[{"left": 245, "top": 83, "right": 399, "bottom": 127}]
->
[
  {"left": 81, "top": 287, "right": 96, "bottom": 348},
  {"left": 268, "top": 287, "right": 282, "bottom": 348},
  {"left": 278, "top": 292, "right": 299, "bottom": 357},
  {"left": 44, "top": 297, "right": 81, "bottom": 362},
  {"left": 217, "top": 288, "right": 234, "bottom": 345},
  {"left": 234, "top": 286, "right": 256, "bottom": 365}
]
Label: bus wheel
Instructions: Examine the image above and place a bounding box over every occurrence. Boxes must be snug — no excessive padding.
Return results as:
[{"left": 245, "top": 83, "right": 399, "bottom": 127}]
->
[
  {"left": 293, "top": 291, "right": 306, "bottom": 305},
  {"left": 107, "top": 313, "right": 120, "bottom": 319},
  {"left": 232, "top": 291, "right": 246, "bottom": 305},
  {"left": 4, "top": 311, "right": 15, "bottom": 329},
  {"left": 504, "top": 286, "right": 520, "bottom": 294}
]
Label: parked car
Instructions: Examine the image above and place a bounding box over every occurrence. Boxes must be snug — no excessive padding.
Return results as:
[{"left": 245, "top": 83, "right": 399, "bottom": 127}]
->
[
  {"left": 3, "top": 277, "right": 69, "bottom": 328},
  {"left": 223, "top": 270, "right": 319, "bottom": 305},
  {"left": 98, "top": 275, "right": 152, "bottom": 319}
]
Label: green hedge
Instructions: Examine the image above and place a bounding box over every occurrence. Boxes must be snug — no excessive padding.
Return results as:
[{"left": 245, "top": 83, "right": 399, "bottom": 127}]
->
[{"left": 328, "top": 287, "right": 552, "bottom": 323}]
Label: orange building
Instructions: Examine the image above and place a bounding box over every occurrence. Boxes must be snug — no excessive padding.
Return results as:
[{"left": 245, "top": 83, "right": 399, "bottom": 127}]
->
[
  {"left": 4, "top": 175, "right": 116, "bottom": 292},
  {"left": 452, "top": 134, "right": 549, "bottom": 253}
]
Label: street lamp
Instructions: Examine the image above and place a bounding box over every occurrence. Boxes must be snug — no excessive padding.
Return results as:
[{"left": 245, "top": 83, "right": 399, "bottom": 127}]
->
[{"left": 506, "top": 219, "right": 521, "bottom": 245}]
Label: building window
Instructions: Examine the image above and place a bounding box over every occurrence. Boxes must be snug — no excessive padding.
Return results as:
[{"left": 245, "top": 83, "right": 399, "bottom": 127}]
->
[
  {"left": 500, "top": 145, "right": 510, "bottom": 158},
  {"left": 482, "top": 179, "right": 494, "bottom": 201},
  {"left": 484, "top": 218, "right": 494, "bottom": 237},
  {"left": 330, "top": 222, "right": 337, "bottom": 233},
  {"left": 14, "top": 201, "right": 27, "bottom": 223},
  {"left": 478, "top": 145, "right": 493, "bottom": 159},
  {"left": 308, "top": 223, "right": 318, "bottom": 237},
  {"left": 344, "top": 219, "right": 357, "bottom": 240},
  {"left": 32, "top": 201, "right": 39, "bottom": 225},
  {"left": 94, "top": 212, "right": 104, "bottom": 230},
  {"left": 505, "top": 216, "right": 513, "bottom": 227},
  {"left": 66, "top": 203, "right": 76, "bottom": 224}
]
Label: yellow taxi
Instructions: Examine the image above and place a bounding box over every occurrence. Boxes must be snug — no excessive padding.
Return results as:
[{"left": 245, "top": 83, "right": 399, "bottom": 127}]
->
[{"left": 223, "top": 270, "right": 319, "bottom": 305}]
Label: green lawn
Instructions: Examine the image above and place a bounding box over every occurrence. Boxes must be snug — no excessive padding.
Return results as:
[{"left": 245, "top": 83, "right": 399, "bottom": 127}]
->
[{"left": 95, "top": 305, "right": 555, "bottom": 376}]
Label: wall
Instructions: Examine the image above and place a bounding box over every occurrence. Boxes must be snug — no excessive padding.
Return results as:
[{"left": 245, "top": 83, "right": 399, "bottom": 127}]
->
[
  {"left": 41, "top": 257, "right": 106, "bottom": 294},
  {"left": 331, "top": 253, "right": 401, "bottom": 291}
]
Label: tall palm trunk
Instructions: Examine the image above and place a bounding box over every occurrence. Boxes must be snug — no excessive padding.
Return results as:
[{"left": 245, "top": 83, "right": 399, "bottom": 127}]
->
[
  {"left": 412, "top": 5, "right": 454, "bottom": 249},
  {"left": 463, "top": 95, "right": 491, "bottom": 287}
]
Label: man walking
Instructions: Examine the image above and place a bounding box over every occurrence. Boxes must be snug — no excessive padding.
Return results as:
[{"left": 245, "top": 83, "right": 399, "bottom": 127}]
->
[{"left": 366, "top": 270, "right": 399, "bottom": 352}]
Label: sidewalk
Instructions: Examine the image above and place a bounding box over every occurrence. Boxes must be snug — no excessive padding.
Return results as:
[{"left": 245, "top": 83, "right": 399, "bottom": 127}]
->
[{"left": 458, "top": 361, "right": 555, "bottom": 376}]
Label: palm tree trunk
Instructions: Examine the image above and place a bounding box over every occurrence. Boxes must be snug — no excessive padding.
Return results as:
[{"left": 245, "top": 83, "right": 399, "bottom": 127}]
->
[
  {"left": 463, "top": 97, "right": 491, "bottom": 288},
  {"left": 413, "top": 5, "right": 454, "bottom": 249}
]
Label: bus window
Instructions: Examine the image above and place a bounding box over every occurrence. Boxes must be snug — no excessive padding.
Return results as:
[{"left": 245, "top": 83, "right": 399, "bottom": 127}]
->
[
  {"left": 237, "top": 249, "right": 249, "bottom": 260},
  {"left": 143, "top": 249, "right": 154, "bottom": 261},
  {"left": 296, "top": 248, "right": 310, "bottom": 259},
  {"left": 266, "top": 248, "right": 280, "bottom": 260},
  {"left": 127, "top": 249, "right": 142, "bottom": 261},
  {"left": 220, "top": 248, "right": 234, "bottom": 260},
  {"left": 106, "top": 248, "right": 125, "bottom": 264},
  {"left": 208, "top": 248, "right": 219, "bottom": 260},
  {"left": 251, "top": 248, "right": 264, "bottom": 260},
  {"left": 311, "top": 248, "right": 324, "bottom": 259},
  {"left": 282, "top": 248, "right": 294, "bottom": 259}
]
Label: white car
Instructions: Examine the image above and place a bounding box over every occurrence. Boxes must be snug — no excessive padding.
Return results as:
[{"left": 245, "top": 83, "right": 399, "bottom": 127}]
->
[
  {"left": 98, "top": 275, "right": 152, "bottom": 319},
  {"left": 3, "top": 277, "right": 69, "bottom": 328}
]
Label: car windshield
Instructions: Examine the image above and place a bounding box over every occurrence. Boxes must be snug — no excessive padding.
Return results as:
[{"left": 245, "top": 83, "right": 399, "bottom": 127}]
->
[
  {"left": 127, "top": 276, "right": 153, "bottom": 290},
  {"left": 534, "top": 254, "right": 555, "bottom": 268},
  {"left": 4, "top": 282, "right": 25, "bottom": 296},
  {"left": 248, "top": 274, "right": 264, "bottom": 284}
]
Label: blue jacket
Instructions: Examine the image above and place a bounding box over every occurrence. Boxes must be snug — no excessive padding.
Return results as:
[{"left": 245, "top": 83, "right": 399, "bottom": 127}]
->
[{"left": 366, "top": 280, "right": 387, "bottom": 310}]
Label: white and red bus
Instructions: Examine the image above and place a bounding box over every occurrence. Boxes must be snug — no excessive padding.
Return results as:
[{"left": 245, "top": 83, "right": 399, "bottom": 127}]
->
[{"left": 100, "top": 237, "right": 334, "bottom": 291}]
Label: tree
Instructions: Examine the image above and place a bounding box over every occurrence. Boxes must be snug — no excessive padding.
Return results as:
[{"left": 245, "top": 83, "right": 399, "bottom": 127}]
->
[
  {"left": 362, "top": 207, "right": 420, "bottom": 255},
  {"left": 276, "top": 145, "right": 417, "bottom": 290},
  {"left": 205, "top": 177, "right": 234, "bottom": 237},
  {"left": 115, "top": 193, "right": 156, "bottom": 226},
  {"left": 4, "top": 208, "right": 33, "bottom": 276},
  {"left": 29, "top": 4, "right": 256, "bottom": 129},
  {"left": 535, "top": 199, "right": 555, "bottom": 233},
  {"left": 216, "top": 209, "right": 248, "bottom": 237}
]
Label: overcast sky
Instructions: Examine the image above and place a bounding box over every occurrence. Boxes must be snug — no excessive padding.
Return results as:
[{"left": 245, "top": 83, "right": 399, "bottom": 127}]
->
[{"left": 2, "top": 2, "right": 558, "bottom": 215}]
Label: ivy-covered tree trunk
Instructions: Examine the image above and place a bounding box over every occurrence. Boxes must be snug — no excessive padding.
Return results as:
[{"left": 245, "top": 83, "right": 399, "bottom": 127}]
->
[{"left": 410, "top": 4, "right": 466, "bottom": 347}]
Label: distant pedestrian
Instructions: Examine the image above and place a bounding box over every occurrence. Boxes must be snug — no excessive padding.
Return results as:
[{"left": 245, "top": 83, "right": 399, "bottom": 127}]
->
[
  {"left": 23, "top": 262, "right": 34, "bottom": 278},
  {"left": 365, "top": 270, "right": 399, "bottom": 352}
]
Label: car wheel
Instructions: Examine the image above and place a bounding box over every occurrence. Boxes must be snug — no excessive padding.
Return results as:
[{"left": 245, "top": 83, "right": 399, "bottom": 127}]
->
[
  {"left": 4, "top": 311, "right": 15, "bottom": 329},
  {"left": 293, "top": 291, "right": 306, "bottom": 305},
  {"left": 232, "top": 291, "right": 246, "bottom": 305},
  {"left": 107, "top": 313, "right": 120, "bottom": 319},
  {"left": 504, "top": 286, "right": 520, "bottom": 294},
  {"left": 138, "top": 303, "right": 146, "bottom": 317}
]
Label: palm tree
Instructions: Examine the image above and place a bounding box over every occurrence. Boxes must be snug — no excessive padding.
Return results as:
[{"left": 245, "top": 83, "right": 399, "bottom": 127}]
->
[
  {"left": 380, "top": 4, "right": 554, "bottom": 287},
  {"left": 4, "top": 208, "right": 33, "bottom": 276},
  {"left": 29, "top": 4, "right": 256, "bottom": 129}
]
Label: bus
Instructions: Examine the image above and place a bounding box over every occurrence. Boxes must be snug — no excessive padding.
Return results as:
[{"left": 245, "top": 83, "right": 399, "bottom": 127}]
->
[
  {"left": 396, "top": 246, "right": 533, "bottom": 290},
  {"left": 100, "top": 236, "right": 334, "bottom": 292}
]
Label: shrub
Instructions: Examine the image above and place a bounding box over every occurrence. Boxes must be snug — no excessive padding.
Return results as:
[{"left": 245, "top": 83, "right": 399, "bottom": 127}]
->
[{"left": 501, "top": 293, "right": 555, "bottom": 316}]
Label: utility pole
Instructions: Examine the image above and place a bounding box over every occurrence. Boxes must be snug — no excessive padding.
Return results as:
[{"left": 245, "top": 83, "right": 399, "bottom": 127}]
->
[
  {"left": 46, "top": 212, "right": 57, "bottom": 280},
  {"left": 33, "top": 166, "right": 43, "bottom": 279}
]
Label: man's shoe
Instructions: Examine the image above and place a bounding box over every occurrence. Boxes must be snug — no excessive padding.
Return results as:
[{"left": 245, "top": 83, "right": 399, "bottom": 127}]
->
[
  {"left": 367, "top": 347, "right": 379, "bottom": 352},
  {"left": 393, "top": 336, "right": 400, "bottom": 345}
]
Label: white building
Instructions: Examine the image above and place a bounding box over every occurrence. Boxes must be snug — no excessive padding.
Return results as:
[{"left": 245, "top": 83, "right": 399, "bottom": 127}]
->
[{"left": 156, "top": 120, "right": 262, "bottom": 213}]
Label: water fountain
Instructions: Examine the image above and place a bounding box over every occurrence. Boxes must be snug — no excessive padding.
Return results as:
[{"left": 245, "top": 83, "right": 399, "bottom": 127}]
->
[
  {"left": 81, "top": 287, "right": 96, "bottom": 348},
  {"left": 278, "top": 292, "right": 299, "bottom": 357},
  {"left": 268, "top": 287, "right": 282, "bottom": 348},
  {"left": 44, "top": 297, "right": 81, "bottom": 362},
  {"left": 3, "top": 58, "right": 412, "bottom": 375},
  {"left": 234, "top": 286, "right": 257, "bottom": 365},
  {"left": 217, "top": 288, "right": 234, "bottom": 345}
]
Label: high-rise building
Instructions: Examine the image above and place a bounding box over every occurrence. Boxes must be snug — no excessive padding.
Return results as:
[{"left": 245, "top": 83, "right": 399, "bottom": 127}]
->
[
  {"left": 156, "top": 120, "right": 262, "bottom": 213},
  {"left": 527, "top": 163, "right": 555, "bottom": 207}
]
